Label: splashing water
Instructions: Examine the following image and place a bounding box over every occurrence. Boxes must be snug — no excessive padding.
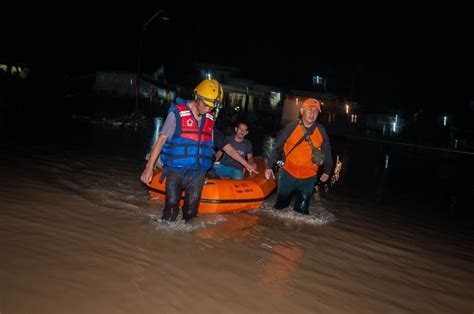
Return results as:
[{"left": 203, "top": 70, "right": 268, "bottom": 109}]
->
[
  {"left": 149, "top": 116, "right": 163, "bottom": 151},
  {"left": 145, "top": 116, "right": 163, "bottom": 163},
  {"left": 261, "top": 135, "right": 275, "bottom": 160},
  {"left": 148, "top": 213, "right": 228, "bottom": 232}
]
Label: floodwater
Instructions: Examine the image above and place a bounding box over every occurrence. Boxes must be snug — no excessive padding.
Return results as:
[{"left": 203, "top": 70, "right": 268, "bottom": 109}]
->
[{"left": 1, "top": 123, "right": 473, "bottom": 314}]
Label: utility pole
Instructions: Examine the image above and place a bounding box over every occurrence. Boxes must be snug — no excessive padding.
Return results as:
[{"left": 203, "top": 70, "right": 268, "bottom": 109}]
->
[
  {"left": 134, "top": 9, "right": 169, "bottom": 114},
  {"left": 350, "top": 69, "right": 356, "bottom": 102}
]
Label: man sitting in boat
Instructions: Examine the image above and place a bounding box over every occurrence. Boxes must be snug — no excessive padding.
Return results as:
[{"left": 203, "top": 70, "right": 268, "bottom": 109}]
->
[
  {"left": 141, "top": 79, "right": 258, "bottom": 222},
  {"left": 214, "top": 122, "right": 257, "bottom": 179}
]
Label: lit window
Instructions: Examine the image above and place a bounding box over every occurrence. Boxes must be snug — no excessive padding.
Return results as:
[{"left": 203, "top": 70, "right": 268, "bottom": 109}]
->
[
  {"left": 312, "top": 75, "right": 325, "bottom": 87},
  {"left": 351, "top": 114, "right": 358, "bottom": 123}
]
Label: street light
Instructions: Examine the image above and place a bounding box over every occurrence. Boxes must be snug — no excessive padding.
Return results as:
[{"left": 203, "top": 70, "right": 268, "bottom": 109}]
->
[{"left": 134, "top": 9, "right": 169, "bottom": 113}]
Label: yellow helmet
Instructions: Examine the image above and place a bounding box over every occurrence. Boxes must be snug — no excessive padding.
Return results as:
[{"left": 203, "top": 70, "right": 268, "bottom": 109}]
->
[{"left": 194, "top": 79, "right": 224, "bottom": 108}]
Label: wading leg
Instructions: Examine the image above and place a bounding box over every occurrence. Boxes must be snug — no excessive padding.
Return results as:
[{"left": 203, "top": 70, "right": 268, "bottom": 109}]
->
[
  {"left": 182, "top": 172, "right": 206, "bottom": 222},
  {"left": 162, "top": 171, "right": 184, "bottom": 221},
  {"left": 293, "top": 175, "right": 318, "bottom": 215},
  {"left": 274, "top": 169, "right": 295, "bottom": 210},
  {"left": 293, "top": 191, "right": 312, "bottom": 215}
]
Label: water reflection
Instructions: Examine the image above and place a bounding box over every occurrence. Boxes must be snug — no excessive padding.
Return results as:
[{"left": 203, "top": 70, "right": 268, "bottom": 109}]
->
[
  {"left": 2, "top": 124, "right": 473, "bottom": 313},
  {"left": 259, "top": 242, "right": 304, "bottom": 294},
  {"left": 195, "top": 213, "right": 261, "bottom": 247},
  {"left": 194, "top": 210, "right": 308, "bottom": 296}
]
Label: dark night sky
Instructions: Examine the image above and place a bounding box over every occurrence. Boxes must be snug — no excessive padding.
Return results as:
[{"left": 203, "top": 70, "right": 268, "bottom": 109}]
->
[{"left": 3, "top": 3, "right": 473, "bottom": 113}]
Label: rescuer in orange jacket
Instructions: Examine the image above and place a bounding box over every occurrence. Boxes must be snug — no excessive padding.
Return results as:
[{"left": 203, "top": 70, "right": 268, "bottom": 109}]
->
[{"left": 265, "top": 98, "right": 333, "bottom": 214}]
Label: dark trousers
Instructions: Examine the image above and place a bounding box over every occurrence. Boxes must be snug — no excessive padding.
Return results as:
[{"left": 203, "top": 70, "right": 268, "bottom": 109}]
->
[
  {"left": 274, "top": 168, "right": 318, "bottom": 215},
  {"left": 163, "top": 170, "right": 206, "bottom": 222}
]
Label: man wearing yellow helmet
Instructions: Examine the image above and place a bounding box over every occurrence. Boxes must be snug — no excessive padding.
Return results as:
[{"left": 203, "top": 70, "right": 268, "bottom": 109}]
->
[
  {"left": 141, "top": 79, "right": 257, "bottom": 222},
  {"left": 193, "top": 79, "right": 224, "bottom": 109}
]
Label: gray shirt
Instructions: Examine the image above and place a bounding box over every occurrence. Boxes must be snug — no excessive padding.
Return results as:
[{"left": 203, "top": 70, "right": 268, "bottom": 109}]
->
[
  {"left": 159, "top": 112, "right": 177, "bottom": 138},
  {"left": 220, "top": 136, "right": 253, "bottom": 169}
]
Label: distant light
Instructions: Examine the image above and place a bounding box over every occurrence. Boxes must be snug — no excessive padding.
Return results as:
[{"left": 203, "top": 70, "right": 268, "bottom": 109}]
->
[
  {"left": 392, "top": 122, "right": 397, "bottom": 132},
  {"left": 443, "top": 116, "right": 447, "bottom": 126},
  {"left": 312, "top": 75, "right": 325, "bottom": 87},
  {"left": 351, "top": 114, "right": 358, "bottom": 123},
  {"left": 345, "top": 104, "right": 350, "bottom": 114},
  {"left": 207, "top": 72, "right": 212, "bottom": 80},
  {"left": 384, "top": 154, "right": 389, "bottom": 169}
]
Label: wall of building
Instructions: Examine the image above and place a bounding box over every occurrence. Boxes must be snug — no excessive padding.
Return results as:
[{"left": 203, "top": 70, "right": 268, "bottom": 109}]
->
[{"left": 95, "top": 72, "right": 136, "bottom": 97}]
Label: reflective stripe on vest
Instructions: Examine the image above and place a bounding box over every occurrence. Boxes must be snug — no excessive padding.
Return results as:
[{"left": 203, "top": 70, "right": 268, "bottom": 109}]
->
[{"left": 177, "top": 104, "right": 213, "bottom": 142}]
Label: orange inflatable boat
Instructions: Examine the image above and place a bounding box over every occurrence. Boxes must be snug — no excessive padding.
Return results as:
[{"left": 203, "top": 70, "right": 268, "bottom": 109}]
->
[{"left": 147, "top": 156, "right": 277, "bottom": 214}]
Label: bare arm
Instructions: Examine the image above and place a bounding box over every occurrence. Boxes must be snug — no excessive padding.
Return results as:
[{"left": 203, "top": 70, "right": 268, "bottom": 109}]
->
[
  {"left": 215, "top": 150, "right": 224, "bottom": 162},
  {"left": 222, "top": 144, "right": 258, "bottom": 174},
  {"left": 247, "top": 153, "right": 256, "bottom": 167},
  {"left": 140, "top": 134, "right": 168, "bottom": 184},
  {"left": 319, "top": 173, "right": 330, "bottom": 182}
]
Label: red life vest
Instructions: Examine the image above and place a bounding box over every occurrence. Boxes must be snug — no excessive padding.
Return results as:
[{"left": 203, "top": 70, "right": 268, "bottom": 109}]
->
[
  {"left": 176, "top": 104, "right": 214, "bottom": 142},
  {"left": 161, "top": 103, "right": 215, "bottom": 171}
]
